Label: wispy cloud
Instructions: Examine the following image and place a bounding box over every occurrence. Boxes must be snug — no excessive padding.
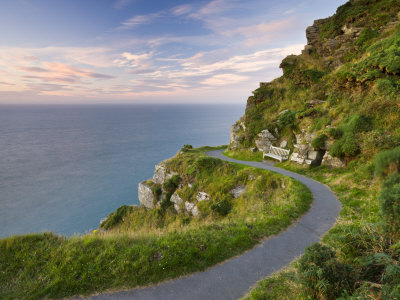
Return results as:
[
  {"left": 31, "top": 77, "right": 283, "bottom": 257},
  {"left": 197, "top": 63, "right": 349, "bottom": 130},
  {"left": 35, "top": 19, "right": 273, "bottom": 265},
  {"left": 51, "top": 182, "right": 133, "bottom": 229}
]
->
[
  {"left": 113, "top": 0, "right": 135, "bottom": 10},
  {"left": 118, "top": 12, "right": 164, "bottom": 29},
  {"left": 201, "top": 73, "right": 248, "bottom": 86}
]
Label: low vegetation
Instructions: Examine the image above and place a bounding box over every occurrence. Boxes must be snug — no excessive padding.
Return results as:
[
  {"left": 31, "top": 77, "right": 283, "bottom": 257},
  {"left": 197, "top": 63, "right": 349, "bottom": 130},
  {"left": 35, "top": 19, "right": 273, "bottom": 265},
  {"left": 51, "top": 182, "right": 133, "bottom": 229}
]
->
[
  {"left": 232, "top": 1, "right": 400, "bottom": 298},
  {"left": 0, "top": 146, "right": 312, "bottom": 299}
]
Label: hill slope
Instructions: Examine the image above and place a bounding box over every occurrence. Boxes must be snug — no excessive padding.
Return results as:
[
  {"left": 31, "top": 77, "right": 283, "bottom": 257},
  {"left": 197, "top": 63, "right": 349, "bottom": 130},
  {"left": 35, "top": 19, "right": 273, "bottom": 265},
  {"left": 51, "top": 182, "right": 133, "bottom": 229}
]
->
[{"left": 227, "top": 0, "right": 400, "bottom": 298}]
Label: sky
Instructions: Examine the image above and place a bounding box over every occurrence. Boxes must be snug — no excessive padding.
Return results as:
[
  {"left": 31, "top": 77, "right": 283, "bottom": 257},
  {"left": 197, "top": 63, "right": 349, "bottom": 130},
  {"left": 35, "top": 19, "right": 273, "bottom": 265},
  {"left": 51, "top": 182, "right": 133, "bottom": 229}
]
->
[{"left": 0, "top": 0, "right": 347, "bottom": 104}]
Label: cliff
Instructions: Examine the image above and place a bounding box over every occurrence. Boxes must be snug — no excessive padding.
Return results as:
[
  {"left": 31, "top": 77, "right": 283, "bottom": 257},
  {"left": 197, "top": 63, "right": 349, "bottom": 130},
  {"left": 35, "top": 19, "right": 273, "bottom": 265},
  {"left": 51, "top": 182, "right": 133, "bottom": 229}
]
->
[{"left": 229, "top": 0, "right": 400, "bottom": 168}]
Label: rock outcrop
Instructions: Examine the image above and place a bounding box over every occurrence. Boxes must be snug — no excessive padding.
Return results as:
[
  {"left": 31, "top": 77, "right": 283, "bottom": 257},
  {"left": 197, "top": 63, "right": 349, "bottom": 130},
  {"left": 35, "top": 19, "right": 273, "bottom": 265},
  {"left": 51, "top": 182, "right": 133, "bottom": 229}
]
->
[
  {"left": 139, "top": 162, "right": 178, "bottom": 209},
  {"left": 229, "top": 118, "right": 245, "bottom": 150},
  {"left": 255, "top": 129, "right": 277, "bottom": 152},
  {"left": 290, "top": 130, "right": 325, "bottom": 166},
  {"left": 153, "top": 163, "right": 178, "bottom": 184},
  {"left": 321, "top": 152, "right": 346, "bottom": 168},
  {"left": 138, "top": 182, "right": 158, "bottom": 209},
  {"left": 303, "top": 17, "right": 363, "bottom": 68},
  {"left": 170, "top": 192, "right": 183, "bottom": 212},
  {"left": 196, "top": 192, "right": 210, "bottom": 202},
  {"left": 185, "top": 201, "right": 199, "bottom": 216}
]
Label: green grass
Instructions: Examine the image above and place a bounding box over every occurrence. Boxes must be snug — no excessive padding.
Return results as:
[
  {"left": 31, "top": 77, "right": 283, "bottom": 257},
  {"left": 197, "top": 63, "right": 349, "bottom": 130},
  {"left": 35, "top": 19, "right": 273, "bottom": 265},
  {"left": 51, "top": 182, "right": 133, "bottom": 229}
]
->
[
  {"left": 223, "top": 149, "right": 263, "bottom": 162},
  {"left": 0, "top": 146, "right": 312, "bottom": 299},
  {"left": 240, "top": 159, "right": 391, "bottom": 299}
]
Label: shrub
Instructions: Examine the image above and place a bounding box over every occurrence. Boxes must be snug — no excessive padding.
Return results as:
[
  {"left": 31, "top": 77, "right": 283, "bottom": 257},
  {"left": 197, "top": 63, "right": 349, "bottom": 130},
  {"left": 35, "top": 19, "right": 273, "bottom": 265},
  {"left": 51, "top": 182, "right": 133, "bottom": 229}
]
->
[
  {"left": 193, "top": 157, "right": 223, "bottom": 173},
  {"left": 341, "top": 134, "right": 360, "bottom": 157},
  {"left": 163, "top": 175, "right": 181, "bottom": 197},
  {"left": 379, "top": 173, "right": 400, "bottom": 231},
  {"left": 211, "top": 198, "right": 232, "bottom": 216},
  {"left": 100, "top": 205, "right": 134, "bottom": 229},
  {"left": 327, "top": 127, "right": 343, "bottom": 139},
  {"left": 310, "top": 116, "right": 331, "bottom": 131},
  {"left": 339, "top": 114, "right": 372, "bottom": 135},
  {"left": 181, "top": 144, "right": 193, "bottom": 152},
  {"left": 279, "top": 110, "right": 296, "bottom": 129},
  {"left": 311, "top": 134, "right": 328, "bottom": 150},
  {"left": 330, "top": 140, "right": 344, "bottom": 157},
  {"left": 298, "top": 243, "right": 356, "bottom": 300},
  {"left": 374, "top": 147, "right": 400, "bottom": 177}
]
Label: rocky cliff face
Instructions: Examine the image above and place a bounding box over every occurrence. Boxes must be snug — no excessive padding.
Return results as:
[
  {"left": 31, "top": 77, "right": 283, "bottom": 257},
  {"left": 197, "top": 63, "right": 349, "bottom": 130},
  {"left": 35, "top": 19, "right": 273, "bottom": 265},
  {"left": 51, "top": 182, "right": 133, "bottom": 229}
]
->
[
  {"left": 229, "top": 118, "right": 245, "bottom": 150},
  {"left": 138, "top": 160, "right": 213, "bottom": 216}
]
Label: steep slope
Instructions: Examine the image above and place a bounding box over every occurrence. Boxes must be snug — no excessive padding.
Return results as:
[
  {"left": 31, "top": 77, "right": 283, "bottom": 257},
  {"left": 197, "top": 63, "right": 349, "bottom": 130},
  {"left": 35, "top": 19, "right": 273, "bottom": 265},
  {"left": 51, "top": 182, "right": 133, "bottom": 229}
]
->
[
  {"left": 230, "top": 0, "right": 400, "bottom": 168},
  {"left": 228, "top": 0, "right": 400, "bottom": 298}
]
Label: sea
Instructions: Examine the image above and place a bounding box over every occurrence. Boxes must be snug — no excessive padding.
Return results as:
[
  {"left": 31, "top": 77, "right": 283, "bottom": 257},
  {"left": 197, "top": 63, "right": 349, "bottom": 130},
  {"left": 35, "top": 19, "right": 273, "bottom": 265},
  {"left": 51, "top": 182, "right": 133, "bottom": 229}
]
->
[{"left": 0, "top": 104, "right": 245, "bottom": 239}]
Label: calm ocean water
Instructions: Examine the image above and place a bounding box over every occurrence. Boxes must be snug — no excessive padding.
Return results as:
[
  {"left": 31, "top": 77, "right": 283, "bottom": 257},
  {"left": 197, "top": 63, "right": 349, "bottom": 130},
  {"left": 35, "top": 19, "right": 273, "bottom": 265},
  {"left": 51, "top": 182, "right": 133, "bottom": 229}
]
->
[{"left": 0, "top": 104, "right": 244, "bottom": 238}]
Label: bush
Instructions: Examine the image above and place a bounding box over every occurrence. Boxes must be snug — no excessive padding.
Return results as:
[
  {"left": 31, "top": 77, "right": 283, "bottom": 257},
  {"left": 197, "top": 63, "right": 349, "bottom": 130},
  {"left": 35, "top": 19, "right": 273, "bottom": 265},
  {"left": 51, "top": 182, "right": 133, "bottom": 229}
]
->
[
  {"left": 279, "top": 110, "right": 296, "bottom": 129},
  {"left": 162, "top": 175, "right": 181, "bottom": 198},
  {"left": 211, "top": 198, "right": 232, "bottom": 216},
  {"left": 339, "top": 115, "right": 372, "bottom": 135},
  {"left": 311, "top": 134, "right": 328, "bottom": 150},
  {"left": 181, "top": 144, "right": 193, "bottom": 152},
  {"left": 298, "top": 243, "right": 355, "bottom": 300},
  {"left": 341, "top": 134, "right": 360, "bottom": 157},
  {"left": 100, "top": 205, "right": 134, "bottom": 229},
  {"left": 374, "top": 147, "right": 400, "bottom": 177},
  {"left": 330, "top": 139, "right": 344, "bottom": 157},
  {"left": 379, "top": 173, "right": 400, "bottom": 232},
  {"left": 327, "top": 127, "right": 343, "bottom": 139}
]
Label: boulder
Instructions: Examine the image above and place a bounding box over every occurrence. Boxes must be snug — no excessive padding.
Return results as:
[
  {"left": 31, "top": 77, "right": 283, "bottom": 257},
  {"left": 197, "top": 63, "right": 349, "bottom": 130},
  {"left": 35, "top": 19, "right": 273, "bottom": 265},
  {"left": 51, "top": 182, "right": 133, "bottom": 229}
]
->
[
  {"left": 321, "top": 152, "right": 346, "bottom": 168},
  {"left": 229, "top": 119, "right": 246, "bottom": 150},
  {"left": 280, "top": 140, "right": 288, "bottom": 148},
  {"left": 152, "top": 163, "right": 177, "bottom": 184},
  {"left": 170, "top": 192, "right": 183, "bottom": 212},
  {"left": 197, "top": 192, "right": 210, "bottom": 202},
  {"left": 185, "top": 201, "right": 199, "bottom": 216},
  {"left": 255, "top": 129, "right": 277, "bottom": 152},
  {"left": 290, "top": 152, "right": 305, "bottom": 164},
  {"left": 230, "top": 186, "right": 246, "bottom": 198},
  {"left": 138, "top": 182, "right": 157, "bottom": 209}
]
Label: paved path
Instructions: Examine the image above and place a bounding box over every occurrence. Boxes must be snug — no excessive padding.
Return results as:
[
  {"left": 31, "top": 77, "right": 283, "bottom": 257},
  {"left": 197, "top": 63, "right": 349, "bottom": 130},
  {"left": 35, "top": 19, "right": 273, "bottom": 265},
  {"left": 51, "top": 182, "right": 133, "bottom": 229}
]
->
[{"left": 85, "top": 150, "right": 340, "bottom": 300}]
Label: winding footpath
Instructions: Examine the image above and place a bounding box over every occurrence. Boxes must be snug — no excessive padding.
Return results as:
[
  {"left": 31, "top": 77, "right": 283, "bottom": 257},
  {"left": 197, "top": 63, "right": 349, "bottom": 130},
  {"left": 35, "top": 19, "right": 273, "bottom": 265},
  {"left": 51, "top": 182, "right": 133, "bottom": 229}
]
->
[{"left": 86, "top": 150, "right": 341, "bottom": 300}]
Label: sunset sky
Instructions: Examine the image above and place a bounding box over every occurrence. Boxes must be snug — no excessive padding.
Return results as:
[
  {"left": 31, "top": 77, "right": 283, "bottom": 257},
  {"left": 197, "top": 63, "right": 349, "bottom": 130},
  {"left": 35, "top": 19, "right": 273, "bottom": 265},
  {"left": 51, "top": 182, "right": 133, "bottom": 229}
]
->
[{"left": 0, "top": 0, "right": 346, "bottom": 104}]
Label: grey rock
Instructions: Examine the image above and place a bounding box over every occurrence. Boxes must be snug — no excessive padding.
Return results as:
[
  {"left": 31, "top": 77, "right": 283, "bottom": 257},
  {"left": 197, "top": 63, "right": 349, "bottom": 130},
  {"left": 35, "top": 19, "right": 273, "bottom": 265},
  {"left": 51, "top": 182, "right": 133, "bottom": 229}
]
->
[
  {"left": 229, "top": 120, "right": 245, "bottom": 150},
  {"left": 170, "top": 192, "right": 183, "bottom": 213},
  {"left": 250, "top": 147, "right": 258, "bottom": 152},
  {"left": 197, "top": 192, "right": 210, "bottom": 202},
  {"left": 192, "top": 206, "right": 199, "bottom": 217},
  {"left": 138, "top": 182, "right": 157, "bottom": 209},
  {"left": 152, "top": 163, "right": 178, "bottom": 185},
  {"left": 279, "top": 109, "right": 289, "bottom": 115},
  {"left": 255, "top": 129, "right": 277, "bottom": 152},
  {"left": 307, "top": 150, "right": 319, "bottom": 160},
  {"left": 297, "top": 144, "right": 310, "bottom": 156},
  {"left": 185, "top": 201, "right": 199, "bottom": 216},
  {"left": 321, "top": 152, "right": 346, "bottom": 168},
  {"left": 306, "top": 99, "right": 326, "bottom": 108},
  {"left": 280, "top": 140, "right": 288, "bottom": 148},
  {"left": 230, "top": 186, "right": 246, "bottom": 198},
  {"left": 290, "top": 152, "right": 305, "bottom": 164}
]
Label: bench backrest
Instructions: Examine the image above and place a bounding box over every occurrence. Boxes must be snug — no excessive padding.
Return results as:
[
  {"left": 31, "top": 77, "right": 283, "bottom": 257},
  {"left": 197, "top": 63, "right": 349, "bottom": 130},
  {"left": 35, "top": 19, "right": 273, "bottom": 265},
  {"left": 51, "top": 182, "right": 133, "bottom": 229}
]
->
[{"left": 269, "top": 146, "right": 290, "bottom": 157}]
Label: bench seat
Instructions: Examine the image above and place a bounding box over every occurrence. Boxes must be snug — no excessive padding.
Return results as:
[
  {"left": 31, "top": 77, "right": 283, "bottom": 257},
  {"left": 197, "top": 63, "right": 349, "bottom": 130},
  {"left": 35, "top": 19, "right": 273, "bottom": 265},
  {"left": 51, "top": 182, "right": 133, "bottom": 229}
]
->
[{"left": 263, "top": 146, "right": 290, "bottom": 162}]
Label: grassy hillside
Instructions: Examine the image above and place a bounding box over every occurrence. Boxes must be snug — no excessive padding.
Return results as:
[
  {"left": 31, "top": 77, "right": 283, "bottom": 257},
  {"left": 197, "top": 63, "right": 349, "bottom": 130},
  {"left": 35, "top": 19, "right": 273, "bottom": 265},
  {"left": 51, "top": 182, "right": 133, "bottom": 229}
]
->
[
  {"left": 230, "top": 0, "right": 400, "bottom": 298},
  {"left": 0, "top": 146, "right": 311, "bottom": 299}
]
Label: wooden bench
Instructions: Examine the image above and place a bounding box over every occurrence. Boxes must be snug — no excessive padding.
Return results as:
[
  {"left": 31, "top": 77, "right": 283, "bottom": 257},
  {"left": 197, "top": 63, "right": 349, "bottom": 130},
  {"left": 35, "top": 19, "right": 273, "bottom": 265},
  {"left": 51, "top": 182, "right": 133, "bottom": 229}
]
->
[{"left": 263, "top": 146, "right": 290, "bottom": 162}]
